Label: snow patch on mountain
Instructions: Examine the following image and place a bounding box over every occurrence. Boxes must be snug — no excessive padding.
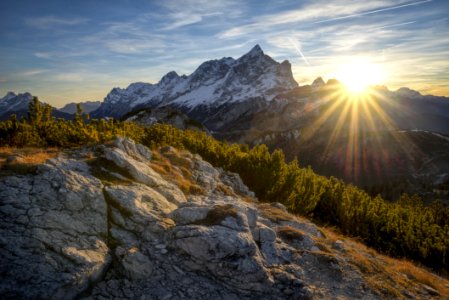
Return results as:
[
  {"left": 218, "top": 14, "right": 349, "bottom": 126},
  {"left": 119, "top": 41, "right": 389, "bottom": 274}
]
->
[{"left": 92, "top": 45, "right": 298, "bottom": 118}]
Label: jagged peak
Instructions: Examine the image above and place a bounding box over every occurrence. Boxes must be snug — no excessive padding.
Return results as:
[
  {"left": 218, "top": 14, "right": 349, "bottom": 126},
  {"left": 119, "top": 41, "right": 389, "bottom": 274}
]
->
[
  {"left": 1, "top": 91, "right": 17, "bottom": 101},
  {"left": 161, "top": 71, "right": 179, "bottom": 81},
  {"left": 312, "top": 77, "right": 325, "bottom": 85},
  {"left": 126, "top": 82, "right": 152, "bottom": 92},
  {"left": 239, "top": 44, "right": 265, "bottom": 60},
  {"left": 280, "top": 60, "right": 291, "bottom": 67},
  {"left": 311, "top": 77, "right": 325, "bottom": 89},
  {"left": 396, "top": 87, "right": 422, "bottom": 98},
  {"left": 249, "top": 44, "right": 263, "bottom": 55}
]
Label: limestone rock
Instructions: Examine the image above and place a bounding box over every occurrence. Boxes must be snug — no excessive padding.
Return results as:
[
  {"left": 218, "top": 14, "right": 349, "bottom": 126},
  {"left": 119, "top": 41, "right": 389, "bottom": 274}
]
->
[
  {"left": 0, "top": 138, "right": 443, "bottom": 300},
  {"left": 0, "top": 157, "right": 110, "bottom": 299}
]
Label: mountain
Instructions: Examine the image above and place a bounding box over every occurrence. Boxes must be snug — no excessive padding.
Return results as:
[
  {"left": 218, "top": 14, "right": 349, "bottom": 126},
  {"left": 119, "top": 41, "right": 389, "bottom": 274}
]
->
[
  {"left": 91, "top": 45, "right": 297, "bottom": 130},
  {"left": 1, "top": 137, "right": 447, "bottom": 299},
  {"left": 0, "top": 92, "right": 34, "bottom": 120},
  {"left": 59, "top": 101, "right": 101, "bottom": 114},
  {"left": 0, "top": 92, "right": 73, "bottom": 121}
]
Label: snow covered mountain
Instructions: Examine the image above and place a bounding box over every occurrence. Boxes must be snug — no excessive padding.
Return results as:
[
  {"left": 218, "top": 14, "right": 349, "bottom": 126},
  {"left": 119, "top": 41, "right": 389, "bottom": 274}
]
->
[
  {"left": 91, "top": 45, "right": 298, "bottom": 128},
  {"left": 0, "top": 92, "right": 73, "bottom": 121},
  {"left": 0, "top": 92, "right": 34, "bottom": 119}
]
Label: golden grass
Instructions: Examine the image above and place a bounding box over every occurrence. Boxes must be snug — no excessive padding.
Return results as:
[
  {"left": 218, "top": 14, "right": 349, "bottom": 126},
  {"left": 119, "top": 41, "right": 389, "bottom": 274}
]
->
[
  {"left": 150, "top": 148, "right": 204, "bottom": 195},
  {"left": 277, "top": 225, "right": 306, "bottom": 242},
  {"left": 215, "top": 183, "right": 236, "bottom": 196},
  {"left": 315, "top": 226, "right": 449, "bottom": 298},
  {"left": 258, "top": 203, "right": 297, "bottom": 223},
  {"left": 0, "top": 147, "right": 59, "bottom": 176}
]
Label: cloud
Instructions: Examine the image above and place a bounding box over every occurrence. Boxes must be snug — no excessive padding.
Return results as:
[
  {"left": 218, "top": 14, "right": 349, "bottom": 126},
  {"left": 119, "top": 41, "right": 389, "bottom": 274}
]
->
[
  {"left": 162, "top": 12, "right": 218, "bottom": 30},
  {"left": 53, "top": 73, "right": 83, "bottom": 82},
  {"left": 20, "top": 69, "right": 49, "bottom": 76},
  {"left": 158, "top": 0, "right": 242, "bottom": 30},
  {"left": 218, "top": 0, "right": 428, "bottom": 38},
  {"left": 34, "top": 52, "right": 53, "bottom": 59},
  {"left": 104, "top": 39, "right": 165, "bottom": 54},
  {"left": 25, "top": 16, "right": 88, "bottom": 29}
]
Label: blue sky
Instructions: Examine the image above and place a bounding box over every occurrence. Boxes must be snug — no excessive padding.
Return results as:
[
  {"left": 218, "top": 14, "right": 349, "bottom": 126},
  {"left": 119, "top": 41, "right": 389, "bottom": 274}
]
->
[{"left": 0, "top": 0, "right": 448, "bottom": 107}]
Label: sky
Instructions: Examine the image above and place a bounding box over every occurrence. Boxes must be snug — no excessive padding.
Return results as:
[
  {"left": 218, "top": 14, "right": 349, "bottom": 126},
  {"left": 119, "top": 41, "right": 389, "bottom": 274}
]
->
[{"left": 0, "top": 0, "right": 448, "bottom": 107}]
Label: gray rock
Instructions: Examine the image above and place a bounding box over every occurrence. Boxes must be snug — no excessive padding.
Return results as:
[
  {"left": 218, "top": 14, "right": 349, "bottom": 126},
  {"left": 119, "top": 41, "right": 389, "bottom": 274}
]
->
[
  {"left": 169, "top": 205, "right": 210, "bottom": 225},
  {"left": 0, "top": 157, "right": 110, "bottom": 299},
  {"left": 118, "top": 247, "right": 153, "bottom": 280},
  {"left": 103, "top": 146, "right": 186, "bottom": 205},
  {"left": 113, "top": 136, "right": 152, "bottom": 162}
]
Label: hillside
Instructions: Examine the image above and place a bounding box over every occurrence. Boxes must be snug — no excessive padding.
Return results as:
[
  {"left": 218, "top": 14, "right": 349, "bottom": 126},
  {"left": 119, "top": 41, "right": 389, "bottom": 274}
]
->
[{"left": 1, "top": 138, "right": 448, "bottom": 299}]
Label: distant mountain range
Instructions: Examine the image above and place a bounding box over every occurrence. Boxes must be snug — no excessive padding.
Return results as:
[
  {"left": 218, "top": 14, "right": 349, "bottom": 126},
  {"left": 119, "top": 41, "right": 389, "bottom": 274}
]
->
[
  {"left": 59, "top": 101, "right": 101, "bottom": 114},
  {"left": 0, "top": 92, "right": 73, "bottom": 121},
  {"left": 2, "top": 45, "right": 449, "bottom": 199},
  {"left": 0, "top": 93, "right": 100, "bottom": 120},
  {"left": 91, "top": 45, "right": 298, "bottom": 130}
]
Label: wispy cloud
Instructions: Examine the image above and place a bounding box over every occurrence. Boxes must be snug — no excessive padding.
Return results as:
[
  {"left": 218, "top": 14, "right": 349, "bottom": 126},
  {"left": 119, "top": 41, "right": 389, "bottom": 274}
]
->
[
  {"left": 52, "top": 73, "right": 84, "bottom": 82},
  {"left": 104, "top": 39, "right": 165, "bottom": 54},
  {"left": 25, "top": 16, "right": 88, "bottom": 29},
  {"left": 162, "top": 12, "right": 220, "bottom": 30},
  {"left": 158, "top": 0, "right": 242, "bottom": 30},
  {"left": 218, "top": 0, "right": 429, "bottom": 38},
  {"left": 312, "top": 0, "right": 431, "bottom": 24},
  {"left": 20, "top": 69, "right": 49, "bottom": 77}
]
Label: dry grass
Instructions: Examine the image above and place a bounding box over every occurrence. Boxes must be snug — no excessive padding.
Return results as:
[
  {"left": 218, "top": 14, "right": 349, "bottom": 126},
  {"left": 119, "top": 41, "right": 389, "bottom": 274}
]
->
[
  {"left": 258, "top": 203, "right": 296, "bottom": 223},
  {"left": 241, "top": 195, "right": 258, "bottom": 203},
  {"left": 215, "top": 183, "right": 236, "bottom": 196},
  {"left": 277, "top": 225, "right": 306, "bottom": 242},
  {"left": 0, "top": 147, "right": 59, "bottom": 176},
  {"left": 150, "top": 148, "right": 204, "bottom": 195},
  {"left": 315, "top": 226, "right": 449, "bottom": 298}
]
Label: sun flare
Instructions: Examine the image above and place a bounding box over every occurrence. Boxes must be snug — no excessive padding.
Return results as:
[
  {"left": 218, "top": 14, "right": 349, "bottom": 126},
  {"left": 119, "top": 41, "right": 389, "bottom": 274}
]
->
[{"left": 335, "top": 59, "right": 385, "bottom": 94}]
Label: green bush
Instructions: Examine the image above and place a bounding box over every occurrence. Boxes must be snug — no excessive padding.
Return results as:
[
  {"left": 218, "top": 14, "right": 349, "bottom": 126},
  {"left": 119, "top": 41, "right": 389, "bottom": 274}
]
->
[{"left": 0, "top": 102, "right": 447, "bottom": 272}]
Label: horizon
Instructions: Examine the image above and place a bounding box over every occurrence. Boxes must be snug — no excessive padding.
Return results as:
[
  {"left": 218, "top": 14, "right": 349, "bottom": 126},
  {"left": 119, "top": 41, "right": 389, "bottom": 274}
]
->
[{"left": 1, "top": 0, "right": 449, "bottom": 107}]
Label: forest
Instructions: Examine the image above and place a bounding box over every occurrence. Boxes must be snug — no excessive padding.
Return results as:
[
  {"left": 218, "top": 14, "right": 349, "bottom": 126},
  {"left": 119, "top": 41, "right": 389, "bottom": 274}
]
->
[{"left": 1, "top": 97, "right": 448, "bottom": 273}]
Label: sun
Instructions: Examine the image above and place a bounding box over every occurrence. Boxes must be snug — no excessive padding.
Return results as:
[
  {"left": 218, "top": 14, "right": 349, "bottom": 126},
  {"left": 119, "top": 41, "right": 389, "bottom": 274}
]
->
[{"left": 335, "top": 59, "right": 385, "bottom": 94}]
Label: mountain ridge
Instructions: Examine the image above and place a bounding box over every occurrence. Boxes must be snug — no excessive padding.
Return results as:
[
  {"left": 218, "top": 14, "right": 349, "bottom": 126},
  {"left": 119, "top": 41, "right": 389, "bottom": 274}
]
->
[
  {"left": 90, "top": 44, "right": 298, "bottom": 120},
  {"left": 59, "top": 100, "right": 101, "bottom": 114}
]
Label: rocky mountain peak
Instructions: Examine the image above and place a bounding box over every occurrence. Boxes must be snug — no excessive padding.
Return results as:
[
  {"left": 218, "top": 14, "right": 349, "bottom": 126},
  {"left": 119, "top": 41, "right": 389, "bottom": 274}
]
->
[
  {"left": 92, "top": 45, "right": 298, "bottom": 121},
  {"left": 311, "top": 77, "right": 325, "bottom": 90},
  {"left": 0, "top": 92, "right": 34, "bottom": 114},
  {"left": 1, "top": 91, "right": 17, "bottom": 102},
  {"left": 246, "top": 44, "right": 264, "bottom": 57},
  {"left": 159, "top": 71, "right": 180, "bottom": 85}
]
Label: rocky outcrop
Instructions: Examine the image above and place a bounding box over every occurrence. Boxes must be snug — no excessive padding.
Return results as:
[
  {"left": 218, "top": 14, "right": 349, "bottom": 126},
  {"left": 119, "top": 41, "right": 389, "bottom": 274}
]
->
[
  {"left": 0, "top": 156, "right": 109, "bottom": 299},
  {"left": 0, "top": 138, "right": 446, "bottom": 299}
]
